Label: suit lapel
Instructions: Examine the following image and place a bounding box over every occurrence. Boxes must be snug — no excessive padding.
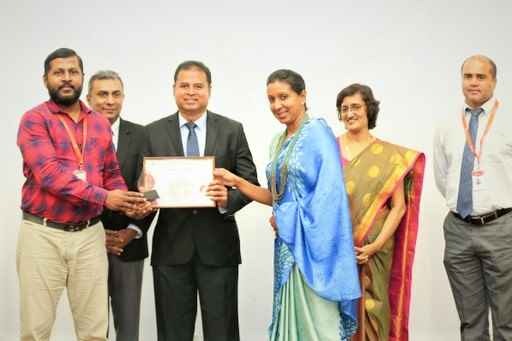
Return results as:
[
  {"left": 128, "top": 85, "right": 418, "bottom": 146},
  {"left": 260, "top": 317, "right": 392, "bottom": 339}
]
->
[
  {"left": 167, "top": 113, "right": 184, "bottom": 156},
  {"left": 204, "top": 111, "right": 217, "bottom": 156},
  {"left": 117, "top": 118, "right": 130, "bottom": 169}
]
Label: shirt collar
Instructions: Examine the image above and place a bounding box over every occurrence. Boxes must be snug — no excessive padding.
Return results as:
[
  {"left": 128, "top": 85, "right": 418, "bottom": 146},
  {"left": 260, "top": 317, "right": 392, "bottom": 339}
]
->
[
  {"left": 463, "top": 97, "right": 498, "bottom": 116},
  {"left": 47, "top": 100, "right": 92, "bottom": 114},
  {"left": 111, "top": 117, "right": 120, "bottom": 136},
  {"left": 178, "top": 111, "right": 207, "bottom": 131}
]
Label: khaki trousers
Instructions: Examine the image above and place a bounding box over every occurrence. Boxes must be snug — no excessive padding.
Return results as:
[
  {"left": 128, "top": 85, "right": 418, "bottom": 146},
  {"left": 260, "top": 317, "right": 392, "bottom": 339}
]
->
[{"left": 17, "top": 219, "right": 108, "bottom": 341}]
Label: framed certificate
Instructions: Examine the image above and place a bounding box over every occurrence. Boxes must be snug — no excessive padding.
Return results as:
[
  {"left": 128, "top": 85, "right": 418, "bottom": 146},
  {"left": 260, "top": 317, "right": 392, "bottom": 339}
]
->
[{"left": 140, "top": 156, "right": 215, "bottom": 208}]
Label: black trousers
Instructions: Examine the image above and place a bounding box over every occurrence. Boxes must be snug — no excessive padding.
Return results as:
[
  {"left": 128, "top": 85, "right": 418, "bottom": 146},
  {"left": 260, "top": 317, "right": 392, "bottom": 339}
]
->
[
  {"left": 107, "top": 254, "right": 144, "bottom": 341},
  {"left": 152, "top": 258, "right": 239, "bottom": 341}
]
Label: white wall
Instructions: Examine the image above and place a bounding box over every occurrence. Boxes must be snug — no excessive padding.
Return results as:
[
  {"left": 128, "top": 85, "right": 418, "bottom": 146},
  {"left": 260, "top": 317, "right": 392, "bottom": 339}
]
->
[{"left": 2, "top": 0, "right": 511, "bottom": 340}]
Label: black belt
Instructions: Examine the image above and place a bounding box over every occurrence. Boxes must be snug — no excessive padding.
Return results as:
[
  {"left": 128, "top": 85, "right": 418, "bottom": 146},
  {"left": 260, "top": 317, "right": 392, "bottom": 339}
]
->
[
  {"left": 452, "top": 208, "right": 512, "bottom": 226},
  {"left": 23, "top": 212, "right": 100, "bottom": 232}
]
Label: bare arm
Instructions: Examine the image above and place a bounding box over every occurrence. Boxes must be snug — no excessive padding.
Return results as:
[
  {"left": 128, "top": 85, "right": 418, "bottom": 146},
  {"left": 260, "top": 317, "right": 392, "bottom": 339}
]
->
[
  {"left": 355, "top": 178, "right": 406, "bottom": 263},
  {"left": 213, "top": 168, "right": 272, "bottom": 206}
]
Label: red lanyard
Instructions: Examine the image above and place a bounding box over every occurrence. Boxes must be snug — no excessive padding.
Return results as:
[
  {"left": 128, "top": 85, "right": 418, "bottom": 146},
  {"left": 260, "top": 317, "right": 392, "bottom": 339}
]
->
[
  {"left": 460, "top": 100, "right": 499, "bottom": 163},
  {"left": 58, "top": 115, "right": 88, "bottom": 170}
]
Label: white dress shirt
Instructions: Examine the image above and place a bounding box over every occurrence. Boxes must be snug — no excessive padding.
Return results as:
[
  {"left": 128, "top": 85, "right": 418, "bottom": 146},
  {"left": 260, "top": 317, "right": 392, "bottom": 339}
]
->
[
  {"left": 178, "top": 111, "right": 207, "bottom": 156},
  {"left": 433, "top": 98, "right": 512, "bottom": 215},
  {"left": 111, "top": 118, "right": 142, "bottom": 238},
  {"left": 111, "top": 117, "right": 120, "bottom": 150},
  {"left": 178, "top": 111, "right": 227, "bottom": 213}
]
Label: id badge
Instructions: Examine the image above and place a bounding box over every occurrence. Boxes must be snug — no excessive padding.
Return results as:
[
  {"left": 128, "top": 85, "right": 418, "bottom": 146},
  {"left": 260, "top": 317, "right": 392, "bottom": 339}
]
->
[
  {"left": 472, "top": 169, "right": 484, "bottom": 185},
  {"left": 73, "top": 169, "right": 87, "bottom": 181}
]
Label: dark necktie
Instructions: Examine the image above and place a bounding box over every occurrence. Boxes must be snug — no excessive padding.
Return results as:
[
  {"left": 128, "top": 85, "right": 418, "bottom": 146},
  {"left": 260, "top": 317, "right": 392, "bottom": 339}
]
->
[
  {"left": 456, "top": 108, "right": 482, "bottom": 218},
  {"left": 185, "top": 122, "right": 199, "bottom": 156}
]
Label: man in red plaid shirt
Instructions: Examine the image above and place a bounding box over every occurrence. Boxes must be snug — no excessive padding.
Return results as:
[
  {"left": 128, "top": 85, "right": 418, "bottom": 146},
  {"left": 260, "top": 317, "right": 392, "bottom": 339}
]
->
[{"left": 16, "top": 47, "right": 148, "bottom": 341}]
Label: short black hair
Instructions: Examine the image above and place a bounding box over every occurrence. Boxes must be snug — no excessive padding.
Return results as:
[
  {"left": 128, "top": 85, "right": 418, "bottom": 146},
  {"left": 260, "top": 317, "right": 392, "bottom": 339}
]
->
[
  {"left": 266, "top": 69, "right": 307, "bottom": 111},
  {"left": 336, "top": 83, "right": 380, "bottom": 130},
  {"left": 173, "top": 60, "right": 212, "bottom": 85},
  {"left": 266, "top": 69, "right": 306, "bottom": 95},
  {"left": 44, "top": 48, "right": 83, "bottom": 76}
]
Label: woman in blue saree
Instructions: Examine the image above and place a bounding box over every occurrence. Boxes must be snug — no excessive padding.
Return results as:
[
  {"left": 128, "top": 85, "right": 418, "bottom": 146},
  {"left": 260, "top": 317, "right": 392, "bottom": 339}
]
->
[{"left": 214, "top": 69, "right": 360, "bottom": 341}]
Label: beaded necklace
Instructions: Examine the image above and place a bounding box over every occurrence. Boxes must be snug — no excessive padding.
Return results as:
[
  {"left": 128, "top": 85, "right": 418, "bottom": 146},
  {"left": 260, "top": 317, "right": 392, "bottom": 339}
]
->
[{"left": 270, "top": 114, "right": 310, "bottom": 203}]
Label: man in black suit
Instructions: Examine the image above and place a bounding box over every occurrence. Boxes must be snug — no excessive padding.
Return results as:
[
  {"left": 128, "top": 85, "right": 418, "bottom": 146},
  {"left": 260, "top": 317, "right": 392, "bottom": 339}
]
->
[
  {"left": 145, "top": 61, "right": 259, "bottom": 341},
  {"left": 87, "top": 70, "right": 150, "bottom": 341}
]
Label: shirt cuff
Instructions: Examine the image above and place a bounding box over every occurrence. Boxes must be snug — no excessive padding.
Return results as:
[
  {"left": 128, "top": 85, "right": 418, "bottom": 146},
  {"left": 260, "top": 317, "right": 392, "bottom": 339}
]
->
[
  {"left": 92, "top": 188, "right": 109, "bottom": 206},
  {"left": 127, "top": 224, "right": 143, "bottom": 239},
  {"left": 218, "top": 206, "right": 228, "bottom": 214}
]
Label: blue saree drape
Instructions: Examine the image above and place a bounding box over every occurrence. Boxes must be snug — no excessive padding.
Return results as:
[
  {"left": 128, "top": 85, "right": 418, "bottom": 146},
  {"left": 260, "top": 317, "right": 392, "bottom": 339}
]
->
[{"left": 267, "top": 117, "right": 360, "bottom": 340}]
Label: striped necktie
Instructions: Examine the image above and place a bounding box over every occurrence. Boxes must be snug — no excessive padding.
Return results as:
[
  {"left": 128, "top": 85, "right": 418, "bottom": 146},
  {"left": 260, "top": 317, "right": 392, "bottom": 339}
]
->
[
  {"left": 185, "top": 122, "right": 199, "bottom": 156},
  {"left": 456, "top": 108, "right": 482, "bottom": 218}
]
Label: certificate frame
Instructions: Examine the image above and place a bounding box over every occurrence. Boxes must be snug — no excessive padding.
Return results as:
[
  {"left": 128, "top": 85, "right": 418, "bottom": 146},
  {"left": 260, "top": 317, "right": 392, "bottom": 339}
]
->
[{"left": 141, "top": 156, "right": 216, "bottom": 208}]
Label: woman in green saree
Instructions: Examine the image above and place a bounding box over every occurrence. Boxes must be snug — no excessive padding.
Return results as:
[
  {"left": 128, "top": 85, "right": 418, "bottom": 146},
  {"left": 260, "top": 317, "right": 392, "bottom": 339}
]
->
[{"left": 336, "top": 84, "right": 425, "bottom": 341}]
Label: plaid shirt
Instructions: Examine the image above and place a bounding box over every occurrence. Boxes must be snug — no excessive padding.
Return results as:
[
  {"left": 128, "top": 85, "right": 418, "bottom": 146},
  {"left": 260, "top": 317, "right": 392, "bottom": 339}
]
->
[{"left": 17, "top": 100, "right": 127, "bottom": 223}]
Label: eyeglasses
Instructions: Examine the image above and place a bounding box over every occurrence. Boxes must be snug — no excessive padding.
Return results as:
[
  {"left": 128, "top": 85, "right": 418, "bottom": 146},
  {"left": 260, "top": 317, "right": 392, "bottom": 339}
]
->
[{"left": 340, "top": 103, "right": 364, "bottom": 114}]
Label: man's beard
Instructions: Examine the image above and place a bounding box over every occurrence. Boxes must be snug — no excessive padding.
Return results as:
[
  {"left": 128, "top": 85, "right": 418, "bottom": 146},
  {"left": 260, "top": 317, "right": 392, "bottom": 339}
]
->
[{"left": 48, "top": 83, "right": 83, "bottom": 107}]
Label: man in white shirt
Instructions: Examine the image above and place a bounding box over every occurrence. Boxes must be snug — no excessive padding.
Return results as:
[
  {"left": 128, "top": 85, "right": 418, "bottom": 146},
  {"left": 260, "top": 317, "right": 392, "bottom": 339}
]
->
[
  {"left": 434, "top": 55, "right": 512, "bottom": 341},
  {"left": 87, "top": 70, "right": 151, "bottom": 341}
]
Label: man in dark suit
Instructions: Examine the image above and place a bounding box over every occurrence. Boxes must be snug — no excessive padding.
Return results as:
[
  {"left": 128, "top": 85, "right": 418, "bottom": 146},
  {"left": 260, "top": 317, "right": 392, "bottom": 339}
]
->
[
  {"left": 145, "top": 61, "right": 259, "bottom": 341},
  {"left": 87, "top": 70, "right": 151, "bottom": 341}
]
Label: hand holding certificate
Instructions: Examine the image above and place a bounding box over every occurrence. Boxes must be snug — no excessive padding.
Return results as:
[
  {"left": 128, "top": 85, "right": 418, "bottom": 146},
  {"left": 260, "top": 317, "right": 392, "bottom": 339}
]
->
[{"left": 139, "top": 157, "right": 216, "bottom": 208}]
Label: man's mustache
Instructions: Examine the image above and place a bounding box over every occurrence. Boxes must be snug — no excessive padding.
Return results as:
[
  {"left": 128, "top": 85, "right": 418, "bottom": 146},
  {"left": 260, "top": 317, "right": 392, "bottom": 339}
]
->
[{"left": 58, "top": 83, "right": 75, "bottom": 90}]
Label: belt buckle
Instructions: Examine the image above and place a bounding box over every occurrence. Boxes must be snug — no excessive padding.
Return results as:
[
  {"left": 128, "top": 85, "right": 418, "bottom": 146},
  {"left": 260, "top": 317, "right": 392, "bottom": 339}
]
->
[
  {"left": 67, "top": 223, "right": 85, "bottom": 232},
  {"left": 479, "top": 211, "right": 499, "bottom": 225},
  {"left": 67, "top": 224, "right": 79, "bottom": 232}
]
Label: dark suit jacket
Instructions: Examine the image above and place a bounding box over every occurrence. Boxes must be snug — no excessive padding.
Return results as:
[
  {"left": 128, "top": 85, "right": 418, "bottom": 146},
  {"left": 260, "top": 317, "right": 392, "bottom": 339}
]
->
[
  {"left": 100, "top": 118, "right": 152, "bottom": 262},
  {"left": 145, "top": 111, "right": 259, "bottom": 267}
]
